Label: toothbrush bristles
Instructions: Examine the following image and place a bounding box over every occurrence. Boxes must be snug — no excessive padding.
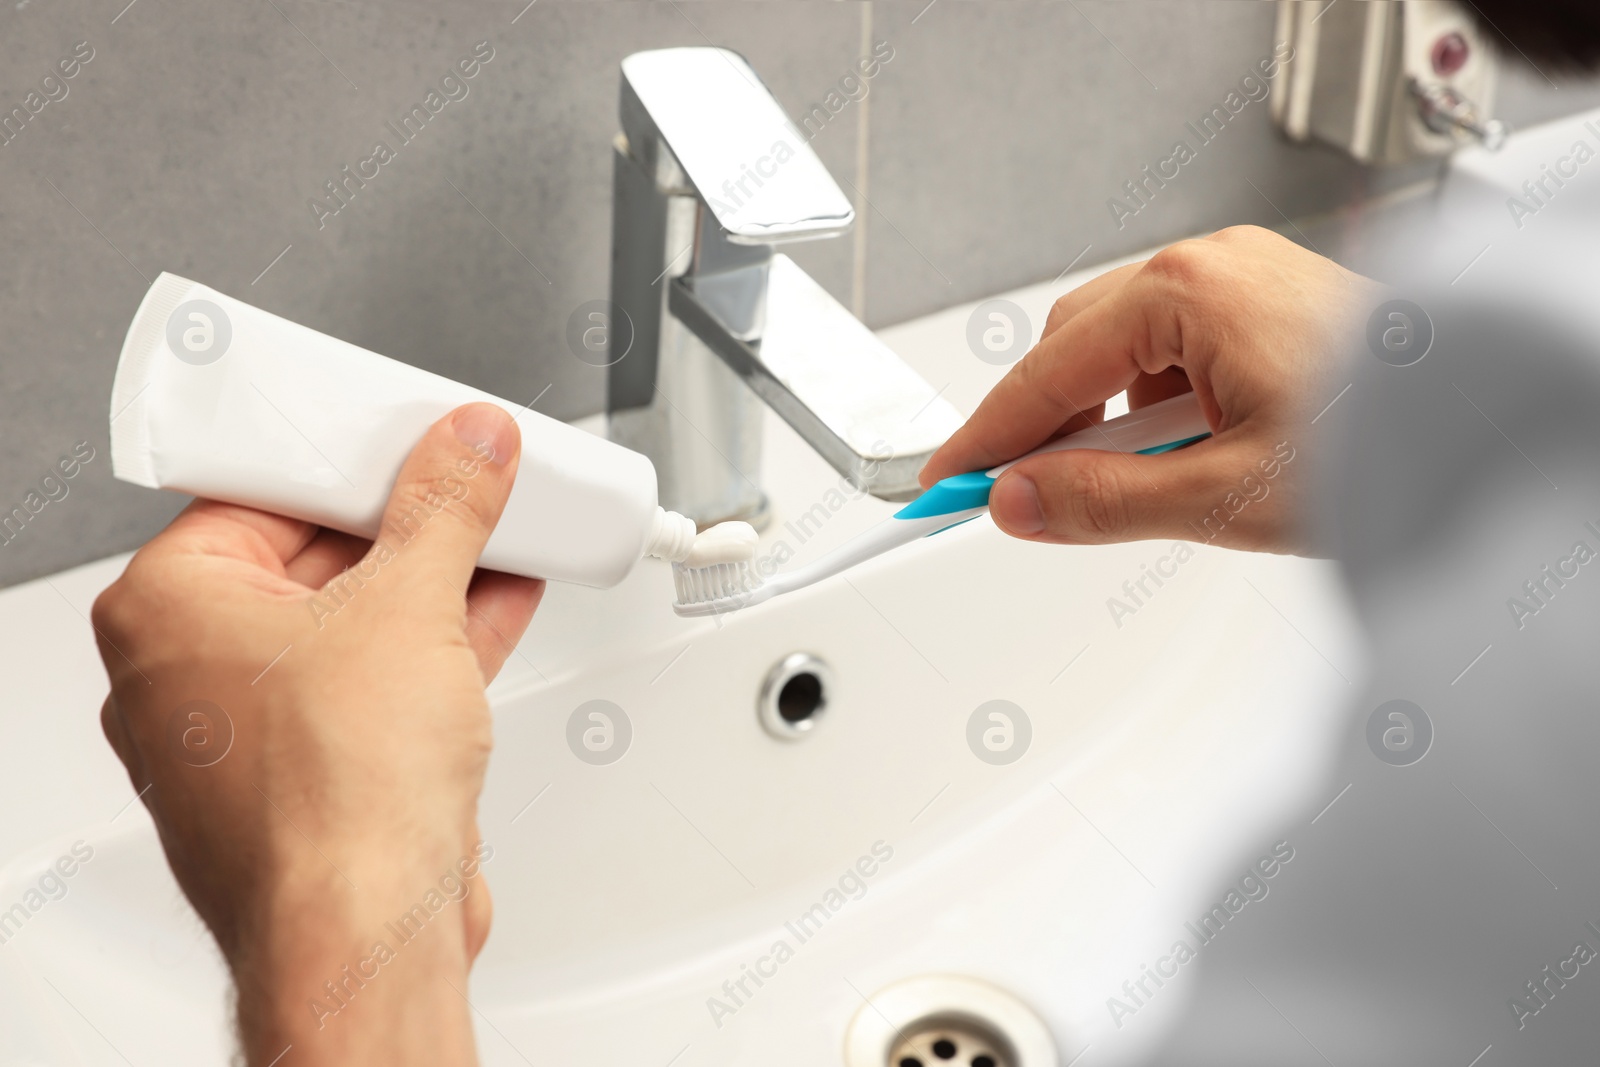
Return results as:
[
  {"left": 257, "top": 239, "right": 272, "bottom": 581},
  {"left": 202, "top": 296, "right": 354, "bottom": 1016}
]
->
[{"left": 672, "top": 559, "right": 763, "bottom": 608}]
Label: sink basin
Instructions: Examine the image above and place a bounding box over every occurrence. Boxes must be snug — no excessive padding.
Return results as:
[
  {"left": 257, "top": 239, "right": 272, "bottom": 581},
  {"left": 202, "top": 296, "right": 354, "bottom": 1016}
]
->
[{"left": 0, "top": 256, "right": 1361, "bottom": 1066}]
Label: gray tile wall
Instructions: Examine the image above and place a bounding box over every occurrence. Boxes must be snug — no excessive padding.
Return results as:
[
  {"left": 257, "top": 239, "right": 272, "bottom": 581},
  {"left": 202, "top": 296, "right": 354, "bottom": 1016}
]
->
[{"left": 2, "top": 0, "right": 1596, "bottom": 588}]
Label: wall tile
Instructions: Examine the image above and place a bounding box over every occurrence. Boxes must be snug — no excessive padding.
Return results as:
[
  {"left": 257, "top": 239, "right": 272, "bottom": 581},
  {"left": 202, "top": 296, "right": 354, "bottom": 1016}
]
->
[
  {"left": 1, "top": 0, "right": 1596, "bottom": 587},
  {"left": 861, "top": 0, "right": 1429, "bottom": 328}
]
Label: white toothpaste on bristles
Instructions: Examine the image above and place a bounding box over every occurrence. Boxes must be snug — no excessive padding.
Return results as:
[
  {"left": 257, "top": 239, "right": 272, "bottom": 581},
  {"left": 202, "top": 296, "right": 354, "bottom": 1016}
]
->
[{"left": 681, "top": 521, "right": 759, "bottom": 567}]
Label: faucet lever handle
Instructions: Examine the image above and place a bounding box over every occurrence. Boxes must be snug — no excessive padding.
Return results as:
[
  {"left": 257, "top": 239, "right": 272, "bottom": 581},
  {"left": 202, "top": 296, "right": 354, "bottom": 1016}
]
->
[
  {"left": 1408, "top": 77, "right": 1509, "bottom": 152},
  {"left": 620, "top": 47, "right": 855, "bottom": 246}
]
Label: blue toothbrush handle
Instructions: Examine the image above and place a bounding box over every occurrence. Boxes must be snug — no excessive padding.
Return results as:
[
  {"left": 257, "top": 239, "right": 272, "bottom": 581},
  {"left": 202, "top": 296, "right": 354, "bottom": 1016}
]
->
[{"left": 896, "top": 391, "right": 1212, "bottom": 522}]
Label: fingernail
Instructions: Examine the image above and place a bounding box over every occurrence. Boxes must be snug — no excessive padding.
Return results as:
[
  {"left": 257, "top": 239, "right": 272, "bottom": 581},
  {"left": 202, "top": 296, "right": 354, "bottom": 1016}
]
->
[
  {"left": 992, "top": 472, "right": 1046, "bottom": 536},
  {"left": 452, "top": 404, "right": 518, "bottom": 467}
]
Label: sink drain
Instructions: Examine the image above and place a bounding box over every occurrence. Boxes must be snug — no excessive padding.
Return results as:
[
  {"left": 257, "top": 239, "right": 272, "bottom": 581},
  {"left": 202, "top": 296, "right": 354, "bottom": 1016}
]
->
[
  {"left": 844, "top": 975, "right": 1056, "bottom": 1067},
  {"left": 889, "top": 1020, "right": 1009, "bottom": 1067},
  {"left": 758, "top": 652, "right": 831, "bottom": 740}
]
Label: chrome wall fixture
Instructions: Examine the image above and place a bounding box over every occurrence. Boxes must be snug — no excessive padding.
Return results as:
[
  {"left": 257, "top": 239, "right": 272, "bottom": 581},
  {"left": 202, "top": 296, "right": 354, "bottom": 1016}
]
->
[{"left": 1273, "top": 0, "right": 1506, "bottom": 165}]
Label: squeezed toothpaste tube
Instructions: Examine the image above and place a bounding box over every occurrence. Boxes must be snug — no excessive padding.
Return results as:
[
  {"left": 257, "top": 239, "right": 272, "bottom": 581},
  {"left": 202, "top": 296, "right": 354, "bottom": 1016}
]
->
[{"left": 109, "top": 273, "right": 699, "bottom": 588}]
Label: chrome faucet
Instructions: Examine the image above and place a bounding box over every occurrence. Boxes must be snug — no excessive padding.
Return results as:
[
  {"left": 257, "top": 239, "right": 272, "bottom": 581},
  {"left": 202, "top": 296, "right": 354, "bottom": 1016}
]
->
[{"left": 605, "top": 47, "right": 962, "bottom": 528}]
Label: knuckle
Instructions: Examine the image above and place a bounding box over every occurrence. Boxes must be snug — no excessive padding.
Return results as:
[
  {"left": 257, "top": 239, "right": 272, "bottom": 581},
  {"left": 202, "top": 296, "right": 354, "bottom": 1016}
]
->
[
  {"left": 387, "top": 467, "right": 486, "bottom": 537},
  {"left": 1143, "top": 239, "right": 1214, "bottom": 287},
  {"left": 1057, "top": 461, "right": 1129, "bottom": 541},
  {"left": 1207, "top": 223, "right": 1268, "bottom": 245},
  {"left": 92, "top": 558, "right": 189, "bottom": 659},
  {"left": 1013, "top": 344, "right": 1051, "bottom": 392},
  {"left": 1044, "top": 293, "right": 1075, "bottom": 333},
  {"left": 90, "top": 576, "right": 136, "bottom": 639},
  {"left": 99, "top": 696, "right": 125, "bottom": 751},
  {"left": 89, "top": 586, "right": 118, "bottom": 635}
]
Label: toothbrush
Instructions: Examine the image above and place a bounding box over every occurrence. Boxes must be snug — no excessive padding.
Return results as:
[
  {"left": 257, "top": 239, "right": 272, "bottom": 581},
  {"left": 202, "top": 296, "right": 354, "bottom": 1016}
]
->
[{"left": 670, "top": 391, "right": 1212, "bottom": 617}]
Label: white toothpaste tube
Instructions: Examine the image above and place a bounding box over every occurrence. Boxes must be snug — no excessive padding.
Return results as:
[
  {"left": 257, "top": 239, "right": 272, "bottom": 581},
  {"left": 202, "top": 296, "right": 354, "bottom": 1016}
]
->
[{"left": 109, "top": 273, "right": 699, "bottom": 588}]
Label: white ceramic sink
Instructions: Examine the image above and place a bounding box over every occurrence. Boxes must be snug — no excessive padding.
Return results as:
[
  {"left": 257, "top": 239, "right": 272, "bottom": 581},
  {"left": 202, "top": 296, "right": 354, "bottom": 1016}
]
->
[{"left": 0, "top": 256, "right": 1361, "bottom": 1067}]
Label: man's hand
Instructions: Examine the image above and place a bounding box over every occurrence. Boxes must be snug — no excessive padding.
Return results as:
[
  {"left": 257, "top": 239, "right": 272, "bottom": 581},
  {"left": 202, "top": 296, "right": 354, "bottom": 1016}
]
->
[
  {"left": 922, "top": 226, "right": 1375, "bottom": 553},
  {"left": 93, "top": 403, "right": 542, "bottom": 1066}
]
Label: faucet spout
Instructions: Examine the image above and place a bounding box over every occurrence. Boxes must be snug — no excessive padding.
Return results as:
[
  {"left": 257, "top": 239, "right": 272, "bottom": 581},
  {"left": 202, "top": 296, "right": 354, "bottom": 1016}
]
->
[
  {"left": 605, "top": 46, "right": 962, "bottom": 526},
  {"left": 668, "top": 255, "right": 955, "bottom": 501}
]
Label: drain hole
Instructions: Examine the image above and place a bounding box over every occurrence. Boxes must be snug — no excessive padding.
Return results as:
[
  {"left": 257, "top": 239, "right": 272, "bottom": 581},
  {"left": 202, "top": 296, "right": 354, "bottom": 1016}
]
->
[
  {"left": 889, "top": 1022, "right": 1011, "bottom": 1067},
  {"left": 777, "top": 672, "right": 823, "bottom": 722}
]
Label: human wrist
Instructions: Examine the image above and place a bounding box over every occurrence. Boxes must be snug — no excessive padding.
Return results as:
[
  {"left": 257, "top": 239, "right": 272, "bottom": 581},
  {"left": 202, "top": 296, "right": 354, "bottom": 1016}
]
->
[{"left": 231, "top": 846, "right": 486, "bottom": 1064}]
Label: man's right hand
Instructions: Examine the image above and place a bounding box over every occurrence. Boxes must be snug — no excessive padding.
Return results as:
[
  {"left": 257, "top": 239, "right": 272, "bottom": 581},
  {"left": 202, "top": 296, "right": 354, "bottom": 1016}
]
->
[{"left": 921, "top": 225, "right": 1375, "bottom": 554}]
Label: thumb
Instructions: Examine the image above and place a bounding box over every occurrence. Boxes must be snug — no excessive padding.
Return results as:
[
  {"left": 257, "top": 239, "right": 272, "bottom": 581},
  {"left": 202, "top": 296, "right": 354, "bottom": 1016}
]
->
[
  {"left": 988, "top": 437, "right": 1290, "bottom": 549},
  {"left": 358, "top": 403, "right": 522, "bottom": 602}
]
